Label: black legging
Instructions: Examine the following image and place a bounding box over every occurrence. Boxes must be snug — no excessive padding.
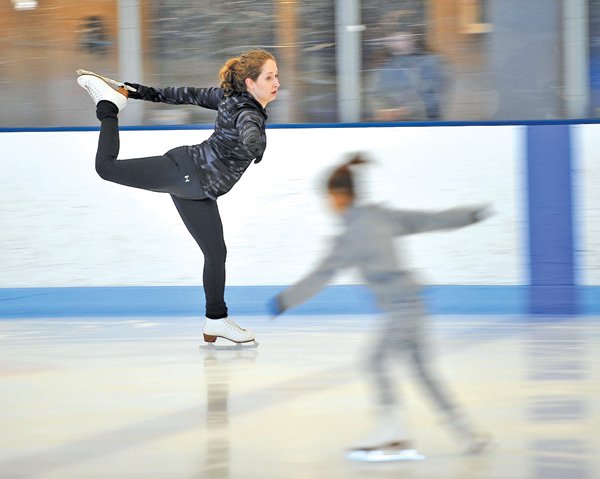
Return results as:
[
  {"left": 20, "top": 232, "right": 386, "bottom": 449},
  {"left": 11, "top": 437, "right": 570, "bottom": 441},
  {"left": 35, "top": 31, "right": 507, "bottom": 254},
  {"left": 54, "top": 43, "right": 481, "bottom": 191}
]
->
[{"left": 95, "top": 100, "right": 228, "bottom": 319}]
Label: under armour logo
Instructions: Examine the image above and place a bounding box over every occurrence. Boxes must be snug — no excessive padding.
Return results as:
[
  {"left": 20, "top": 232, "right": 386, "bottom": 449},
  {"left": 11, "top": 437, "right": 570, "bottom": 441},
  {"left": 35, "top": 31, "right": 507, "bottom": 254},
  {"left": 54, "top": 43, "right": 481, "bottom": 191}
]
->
[{"left": 184, "top": 175, "right": 190, "bottom": 182}]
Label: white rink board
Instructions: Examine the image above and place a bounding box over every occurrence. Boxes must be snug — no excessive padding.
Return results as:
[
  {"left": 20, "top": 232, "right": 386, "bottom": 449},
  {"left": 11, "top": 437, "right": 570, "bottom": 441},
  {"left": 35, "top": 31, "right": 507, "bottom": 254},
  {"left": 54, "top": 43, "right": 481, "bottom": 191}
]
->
[
  {"left": 573, "top": 125, "right": 600, "bottom": 286},
  {"left": 0, "top": 126, "right": 524, "bottom": 287}
]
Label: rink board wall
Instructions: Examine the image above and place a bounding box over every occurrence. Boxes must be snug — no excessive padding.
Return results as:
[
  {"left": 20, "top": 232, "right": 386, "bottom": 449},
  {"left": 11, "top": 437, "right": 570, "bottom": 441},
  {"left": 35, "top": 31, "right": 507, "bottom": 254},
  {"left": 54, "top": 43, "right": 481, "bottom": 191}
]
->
[{"left": 0, "top": 122, "right": 597, "bottom": 317}]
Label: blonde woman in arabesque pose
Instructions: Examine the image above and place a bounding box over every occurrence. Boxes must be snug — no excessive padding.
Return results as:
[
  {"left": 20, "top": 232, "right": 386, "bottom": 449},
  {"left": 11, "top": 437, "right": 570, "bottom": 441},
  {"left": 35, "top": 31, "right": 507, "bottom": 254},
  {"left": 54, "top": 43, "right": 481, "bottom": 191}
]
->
[{"left": 78, "top": 49, "right": 279, "bottom": 345}]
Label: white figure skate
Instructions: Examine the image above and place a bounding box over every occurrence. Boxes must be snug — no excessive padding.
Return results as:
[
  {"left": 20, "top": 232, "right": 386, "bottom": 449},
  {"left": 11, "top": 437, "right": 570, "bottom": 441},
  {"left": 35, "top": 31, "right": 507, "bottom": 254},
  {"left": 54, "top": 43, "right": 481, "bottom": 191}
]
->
[
  {"left": 77, "top": 74, "right": 128, "bottom": 111},
  {"left": 202, "top": 318, "right": 258, "bottom": 348},
  {"left": 76, "top": 69, "right": 137, "bottom": 92}
]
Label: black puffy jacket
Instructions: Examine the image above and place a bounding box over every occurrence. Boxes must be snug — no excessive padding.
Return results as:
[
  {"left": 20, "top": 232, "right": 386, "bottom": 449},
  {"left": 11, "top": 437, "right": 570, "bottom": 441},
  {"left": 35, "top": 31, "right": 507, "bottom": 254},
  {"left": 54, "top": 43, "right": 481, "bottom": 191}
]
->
[{"left": 127, "top": 83, "right": 268, "bottom": 199}]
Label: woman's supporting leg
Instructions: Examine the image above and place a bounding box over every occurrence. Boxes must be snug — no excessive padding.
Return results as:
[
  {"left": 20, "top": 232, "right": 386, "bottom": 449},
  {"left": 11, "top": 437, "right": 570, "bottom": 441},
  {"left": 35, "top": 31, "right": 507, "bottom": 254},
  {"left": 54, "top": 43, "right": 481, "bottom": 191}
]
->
[
  {"left": 170, "top": 196, "right": 228, "bottom": 319},
  {"left": 171, "top": 196, "right": 256, "bottom": 344}
]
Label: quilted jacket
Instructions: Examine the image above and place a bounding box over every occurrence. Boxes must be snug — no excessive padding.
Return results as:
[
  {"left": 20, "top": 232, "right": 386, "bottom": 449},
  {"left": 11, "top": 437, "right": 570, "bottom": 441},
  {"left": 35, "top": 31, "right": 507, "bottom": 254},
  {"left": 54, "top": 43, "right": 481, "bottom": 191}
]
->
[{"left": 127, "top": 83, "right": 268, "bottom": 199}]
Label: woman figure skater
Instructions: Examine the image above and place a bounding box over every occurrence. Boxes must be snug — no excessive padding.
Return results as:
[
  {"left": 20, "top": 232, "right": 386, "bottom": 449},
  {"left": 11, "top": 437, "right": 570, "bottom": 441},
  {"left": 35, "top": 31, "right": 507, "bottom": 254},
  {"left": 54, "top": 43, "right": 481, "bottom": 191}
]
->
[
  {"left": 77, "top": 49, "right": 279, "bottom": 344},
  {"left": 271, "top": 154, "right": 490, "bottom": 459}
]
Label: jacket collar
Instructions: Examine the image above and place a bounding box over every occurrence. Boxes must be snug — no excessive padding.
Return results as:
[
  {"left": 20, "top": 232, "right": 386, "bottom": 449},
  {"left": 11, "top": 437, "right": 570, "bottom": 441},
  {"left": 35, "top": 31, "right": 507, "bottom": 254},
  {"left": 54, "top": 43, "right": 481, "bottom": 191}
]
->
[{"left": 238, "top": 92, "right": 268, "bottom": 119}]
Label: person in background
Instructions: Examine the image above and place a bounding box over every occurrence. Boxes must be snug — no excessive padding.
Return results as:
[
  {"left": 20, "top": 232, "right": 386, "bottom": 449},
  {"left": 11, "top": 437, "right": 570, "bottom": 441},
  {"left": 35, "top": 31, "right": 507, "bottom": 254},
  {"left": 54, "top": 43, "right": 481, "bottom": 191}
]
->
[
  {"left": 368, "top": 11, "right": 446, "bottom": 122},
  {"left": 77, "top": 49, "right": 279, "bottom": 345},
  {"left": 270, "top": 154, "right": 490, "bottom": 459}
]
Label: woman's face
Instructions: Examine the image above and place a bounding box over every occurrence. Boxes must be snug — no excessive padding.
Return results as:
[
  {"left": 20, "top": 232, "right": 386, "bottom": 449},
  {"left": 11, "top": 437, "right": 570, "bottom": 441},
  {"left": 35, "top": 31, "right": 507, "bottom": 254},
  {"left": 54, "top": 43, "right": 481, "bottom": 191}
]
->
[{"left": 245, "top": 59, "right": 279, "bottom": 108}]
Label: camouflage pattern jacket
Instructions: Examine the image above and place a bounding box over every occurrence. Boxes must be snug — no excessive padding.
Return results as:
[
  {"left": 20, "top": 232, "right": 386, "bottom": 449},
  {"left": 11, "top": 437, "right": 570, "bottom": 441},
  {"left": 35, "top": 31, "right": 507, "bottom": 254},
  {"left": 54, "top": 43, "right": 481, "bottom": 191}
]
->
[{"left": 128, "top": 83, "right": 268, "bottom": 199}]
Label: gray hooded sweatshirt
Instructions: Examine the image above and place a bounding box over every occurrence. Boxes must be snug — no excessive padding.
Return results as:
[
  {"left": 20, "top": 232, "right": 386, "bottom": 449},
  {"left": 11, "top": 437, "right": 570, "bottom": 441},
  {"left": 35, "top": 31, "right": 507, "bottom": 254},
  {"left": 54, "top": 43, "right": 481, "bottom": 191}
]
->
[{"left": 277, "top": 204, "right": 483, "bottom": 313}]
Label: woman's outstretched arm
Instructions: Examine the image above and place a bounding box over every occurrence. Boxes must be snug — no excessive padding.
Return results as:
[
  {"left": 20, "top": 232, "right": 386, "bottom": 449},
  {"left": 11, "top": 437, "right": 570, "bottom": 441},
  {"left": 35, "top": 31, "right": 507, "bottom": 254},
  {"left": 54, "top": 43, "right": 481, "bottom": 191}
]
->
[{"left": 125, "top": 83, "right": 225, "bottom": 110}]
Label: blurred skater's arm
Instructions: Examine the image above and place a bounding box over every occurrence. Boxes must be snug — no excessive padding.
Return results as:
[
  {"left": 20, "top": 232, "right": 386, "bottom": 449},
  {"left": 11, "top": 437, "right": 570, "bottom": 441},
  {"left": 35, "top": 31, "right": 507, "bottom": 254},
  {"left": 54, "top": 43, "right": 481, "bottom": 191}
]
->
[
  {"left": 124, "top": 83, "right": 225, "bottom": 109},
  {"left": 274, "top": 236, "right": 353, "bottom": 315},
  {"left": 389, "top": 204, "right": 492, "bottom": 236}
]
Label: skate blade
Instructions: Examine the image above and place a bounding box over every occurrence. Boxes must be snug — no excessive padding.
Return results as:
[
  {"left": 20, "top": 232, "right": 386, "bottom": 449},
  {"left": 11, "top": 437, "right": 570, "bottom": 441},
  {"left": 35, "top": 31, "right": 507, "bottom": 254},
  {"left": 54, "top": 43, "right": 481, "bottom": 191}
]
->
[
  {"left": 346, "top": 448, "right": 425, "bottom": 462},
  {"left": 75, "top": 69, "right": 137, "bottom": 92},
  {"left": 199, "top": 340, "right": 259, "bottom": 351}
]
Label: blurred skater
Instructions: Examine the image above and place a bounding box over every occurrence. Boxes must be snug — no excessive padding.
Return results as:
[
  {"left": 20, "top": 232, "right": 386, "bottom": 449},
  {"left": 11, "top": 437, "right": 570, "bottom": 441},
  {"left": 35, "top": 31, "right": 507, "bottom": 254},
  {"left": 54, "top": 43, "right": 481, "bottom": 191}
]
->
[
  {"left": 271, "top": 154, "right": 490, "bottom": 459},
  {"left": 77, "top": 49, "right": 279, "bottom": 344}
]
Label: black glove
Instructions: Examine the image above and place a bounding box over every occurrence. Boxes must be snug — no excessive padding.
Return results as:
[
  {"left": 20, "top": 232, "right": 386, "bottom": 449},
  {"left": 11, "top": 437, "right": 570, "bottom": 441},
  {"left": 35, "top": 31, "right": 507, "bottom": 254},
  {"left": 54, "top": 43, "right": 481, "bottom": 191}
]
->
[{"left": 124, "top": 82, "right": 143, "bottom": 100}]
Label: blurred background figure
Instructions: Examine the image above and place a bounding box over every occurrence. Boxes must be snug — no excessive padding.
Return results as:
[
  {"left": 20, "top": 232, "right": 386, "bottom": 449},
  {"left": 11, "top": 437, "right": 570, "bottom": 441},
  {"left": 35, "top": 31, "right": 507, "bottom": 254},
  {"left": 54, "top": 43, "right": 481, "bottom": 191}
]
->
[
  {"left": 79, "top": 15, "right": 111, "bottom": 54},
  {"left": 367, "top": 10, "right": 446, "bottom": 122},
  {"left": 271, "top": 154, "right": 491, "bottom": 459}
]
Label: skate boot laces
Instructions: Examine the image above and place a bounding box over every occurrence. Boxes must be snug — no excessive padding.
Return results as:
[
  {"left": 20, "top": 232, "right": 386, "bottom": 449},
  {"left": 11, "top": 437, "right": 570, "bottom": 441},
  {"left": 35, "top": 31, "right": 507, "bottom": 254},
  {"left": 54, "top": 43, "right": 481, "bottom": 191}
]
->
[{"left": 223, "top": 317, "right": 247, "bottom": 333}]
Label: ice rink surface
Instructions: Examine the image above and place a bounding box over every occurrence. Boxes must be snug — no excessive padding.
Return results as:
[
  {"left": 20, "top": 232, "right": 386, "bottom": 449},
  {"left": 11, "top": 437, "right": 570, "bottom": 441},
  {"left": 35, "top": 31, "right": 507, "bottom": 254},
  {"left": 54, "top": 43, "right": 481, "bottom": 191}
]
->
[{"left": 1, "top": 314, "right": 598, "bottom": 479}]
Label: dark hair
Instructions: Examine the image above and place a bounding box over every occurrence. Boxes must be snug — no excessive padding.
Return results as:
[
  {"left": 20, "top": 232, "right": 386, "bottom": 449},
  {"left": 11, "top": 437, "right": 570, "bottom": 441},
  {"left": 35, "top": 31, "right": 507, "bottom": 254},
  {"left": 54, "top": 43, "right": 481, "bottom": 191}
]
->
[
  {"left": 327, "top": 153, "right": 369, "bottom": 198},
  {"left": 219, "top": 49, "right": 276, "bottom": 96}
]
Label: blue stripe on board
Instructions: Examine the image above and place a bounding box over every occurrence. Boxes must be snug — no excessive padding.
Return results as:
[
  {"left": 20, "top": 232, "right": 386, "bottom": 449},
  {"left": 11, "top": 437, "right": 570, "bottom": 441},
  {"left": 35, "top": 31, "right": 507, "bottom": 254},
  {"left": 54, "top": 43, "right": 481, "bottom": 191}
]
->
[
  {"left": 0, "top": 285, "right": 527, "bottom": 319},
  {"left": 526, "top": 125, "right": 578, "bottom": 315},
  {"left": 3, "top": 118, "right": 600, "bottom": 133}
]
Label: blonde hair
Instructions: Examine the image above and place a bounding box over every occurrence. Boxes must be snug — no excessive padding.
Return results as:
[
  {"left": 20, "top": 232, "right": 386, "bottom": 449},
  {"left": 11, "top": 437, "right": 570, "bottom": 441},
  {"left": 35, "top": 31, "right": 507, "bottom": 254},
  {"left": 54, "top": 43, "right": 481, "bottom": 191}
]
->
[{"left": 219, "top": 49, "right": 276, "bottom": 96}]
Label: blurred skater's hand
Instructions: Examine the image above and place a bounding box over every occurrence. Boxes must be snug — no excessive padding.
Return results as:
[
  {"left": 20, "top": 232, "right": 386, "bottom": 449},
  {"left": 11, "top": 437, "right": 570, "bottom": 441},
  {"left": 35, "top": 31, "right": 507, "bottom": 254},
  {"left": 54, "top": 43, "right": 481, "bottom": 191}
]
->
[
  {"left": 473, "top": 204, "right": 494, "bottom": 223},
  {"left": 268, "top": 296, "right": 285, "bottom": 320}
]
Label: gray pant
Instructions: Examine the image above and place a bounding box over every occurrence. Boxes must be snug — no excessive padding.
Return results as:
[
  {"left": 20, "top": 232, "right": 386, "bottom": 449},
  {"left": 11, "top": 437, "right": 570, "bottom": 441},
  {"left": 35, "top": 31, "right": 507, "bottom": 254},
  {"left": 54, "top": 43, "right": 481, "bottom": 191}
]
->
[{"left": 367, "top": 299, "right": 459, "bottom": 420}]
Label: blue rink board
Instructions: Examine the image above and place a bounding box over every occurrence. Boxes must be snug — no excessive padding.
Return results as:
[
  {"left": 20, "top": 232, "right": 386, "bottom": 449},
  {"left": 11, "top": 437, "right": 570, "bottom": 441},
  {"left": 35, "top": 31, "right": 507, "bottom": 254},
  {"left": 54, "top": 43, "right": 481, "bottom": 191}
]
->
[
  {"left": 2, "top": 284, "right": 594, "bottom": 319},
  {"left": 0, "top": 122, "right": 595, "bottom": 319}
]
